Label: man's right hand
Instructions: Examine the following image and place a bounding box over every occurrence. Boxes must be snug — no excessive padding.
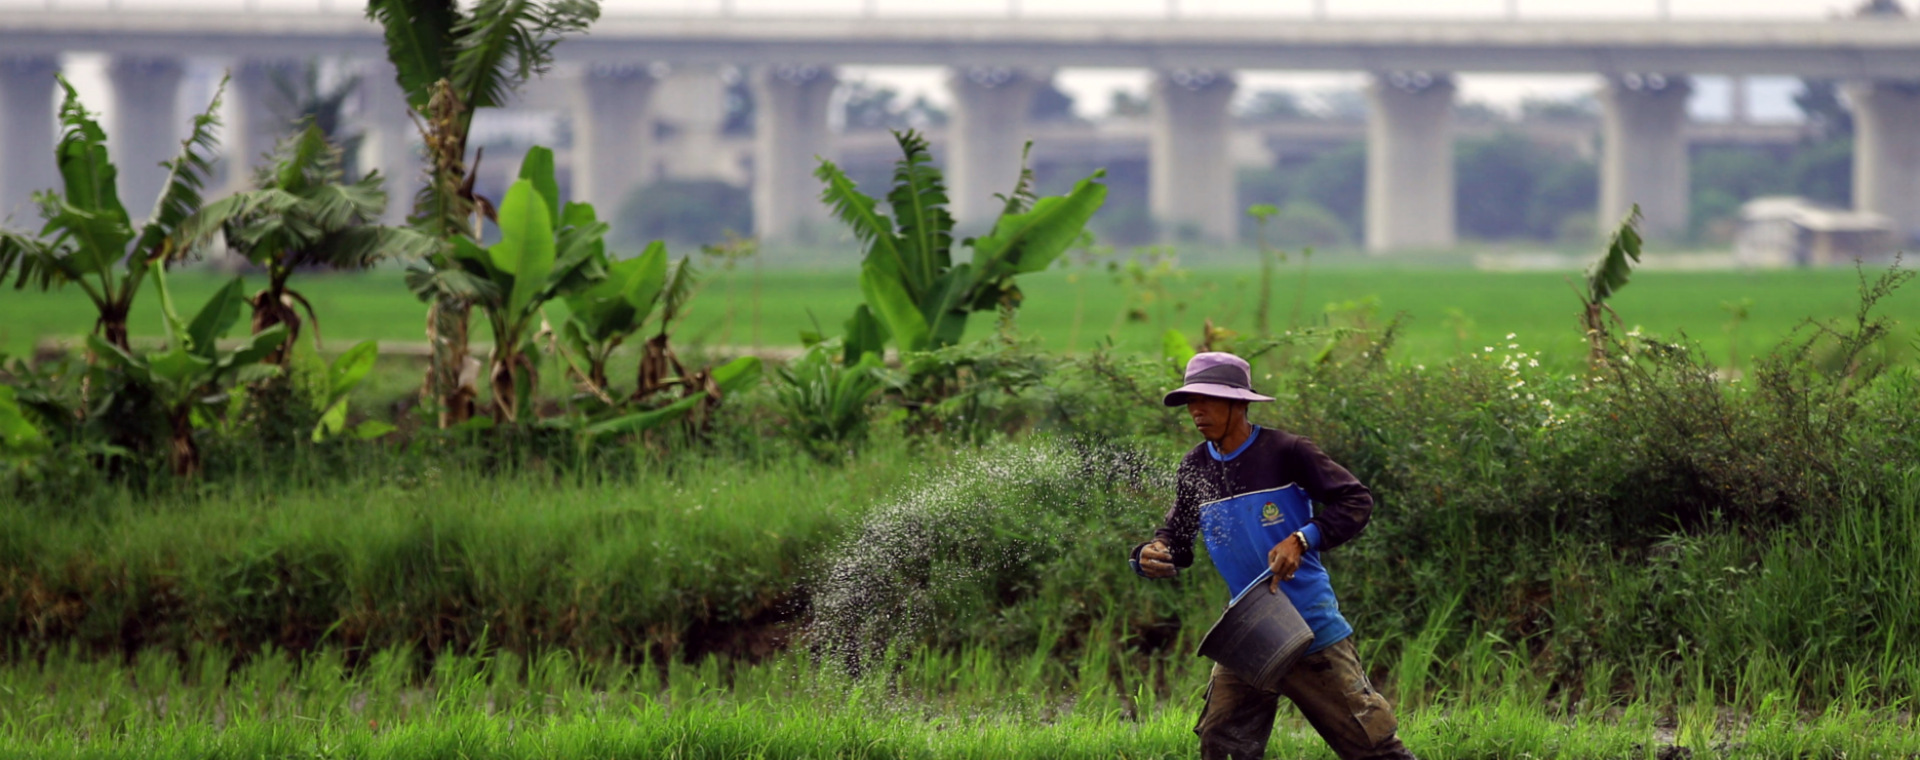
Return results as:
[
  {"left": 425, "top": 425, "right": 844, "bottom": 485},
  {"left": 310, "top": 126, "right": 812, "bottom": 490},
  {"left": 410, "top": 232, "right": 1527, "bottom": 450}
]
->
[{"left": 1137, "top": 540, "right": 1176, "bottom": 578}]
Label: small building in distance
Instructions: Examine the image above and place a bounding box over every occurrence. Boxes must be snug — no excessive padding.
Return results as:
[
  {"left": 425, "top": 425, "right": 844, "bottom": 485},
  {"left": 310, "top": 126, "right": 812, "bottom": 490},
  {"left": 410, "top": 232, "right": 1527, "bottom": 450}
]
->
[{"left": 1735, "top": 196, "right": 1900, "bottom": 268}]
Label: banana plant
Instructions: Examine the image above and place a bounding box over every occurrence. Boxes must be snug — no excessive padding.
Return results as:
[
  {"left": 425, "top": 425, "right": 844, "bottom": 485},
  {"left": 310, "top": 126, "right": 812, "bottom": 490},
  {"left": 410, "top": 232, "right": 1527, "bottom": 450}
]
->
[
  {"left": 1, "top": 76, "right": 226, "bottom": 351},
  {"left": 1582, "top": 204, "right": 1644, "bottom": 366},
  {"left": 559, "top": 240, "right": 670, "bottom": 393},
  {"left": 414, "top": 147, "right": 606, "bottom": 424},
  {"left": 366, "top": 0, "right": 600, "bottom": 427},
  {"left": 88, "top": 266, "right": 288, "bottom": 477},
  {"left": 578, "top": 354, "right": 761, "bottom": 441},
  {"left": 551, "top": 239, "right": 761, "bottom": 438},
  {"left": 179, "top": 124, "right": 436, "bottom": 365},
  {"left": 813, "top": 130, "right": 1107, "bottom": 363},
  {"left": 772, "top": 341, "right": 889, "bottom": 448}
]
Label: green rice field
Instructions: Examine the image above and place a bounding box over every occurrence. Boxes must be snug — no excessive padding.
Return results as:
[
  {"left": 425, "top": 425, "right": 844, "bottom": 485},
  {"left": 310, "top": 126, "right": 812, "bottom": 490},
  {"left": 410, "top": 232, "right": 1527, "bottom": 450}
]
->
[{"left": 6, "top": 262, "right": 1915, "bottom": 371}]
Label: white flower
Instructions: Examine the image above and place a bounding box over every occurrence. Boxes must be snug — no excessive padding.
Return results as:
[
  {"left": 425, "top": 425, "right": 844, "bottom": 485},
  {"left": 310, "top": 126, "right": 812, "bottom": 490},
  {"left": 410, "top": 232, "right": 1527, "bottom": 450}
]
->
[
  {"left": 1506, "top": 333, "right": 1516, "bottom": 340},
  {"left": 1528, "top": 359, "right": 1539, "bottom": 367},
  {"left": 1484, "top": 347, "right": 1494, "bottom": 353}
]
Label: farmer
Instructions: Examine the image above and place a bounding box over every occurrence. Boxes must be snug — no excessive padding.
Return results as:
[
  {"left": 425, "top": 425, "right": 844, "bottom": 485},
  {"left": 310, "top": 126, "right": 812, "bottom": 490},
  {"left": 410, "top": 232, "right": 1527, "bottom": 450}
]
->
[{"left": 1131, "top": 352, "right": 1416, "bottom": 760}]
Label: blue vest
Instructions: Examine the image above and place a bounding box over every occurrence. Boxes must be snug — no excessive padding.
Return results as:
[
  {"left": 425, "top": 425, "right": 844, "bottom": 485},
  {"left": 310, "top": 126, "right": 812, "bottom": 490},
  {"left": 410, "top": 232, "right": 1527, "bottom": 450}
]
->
[{"left": 1199, "top": 484, "right": 1353, "bottom": 653}]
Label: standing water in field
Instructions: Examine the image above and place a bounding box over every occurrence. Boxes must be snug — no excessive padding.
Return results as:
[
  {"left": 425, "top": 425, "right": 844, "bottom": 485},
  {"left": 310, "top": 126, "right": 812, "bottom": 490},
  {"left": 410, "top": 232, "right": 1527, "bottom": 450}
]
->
[{"left": 802, "top": 437, "right": 1173, "bottom": 674}]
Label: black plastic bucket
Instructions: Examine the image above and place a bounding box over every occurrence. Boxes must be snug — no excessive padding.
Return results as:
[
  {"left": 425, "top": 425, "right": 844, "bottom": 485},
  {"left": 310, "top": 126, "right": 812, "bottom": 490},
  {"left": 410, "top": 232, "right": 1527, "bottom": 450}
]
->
[{"left": 1196, "top": 571, "right": 1315, "bottom": 692}]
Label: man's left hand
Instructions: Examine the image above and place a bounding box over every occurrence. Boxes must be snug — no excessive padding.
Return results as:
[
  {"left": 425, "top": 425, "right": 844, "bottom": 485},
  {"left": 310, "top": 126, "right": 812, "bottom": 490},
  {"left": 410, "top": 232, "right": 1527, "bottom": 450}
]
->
[{"left": 1267, "top": 535, "right": 1305, "bottom": 593}]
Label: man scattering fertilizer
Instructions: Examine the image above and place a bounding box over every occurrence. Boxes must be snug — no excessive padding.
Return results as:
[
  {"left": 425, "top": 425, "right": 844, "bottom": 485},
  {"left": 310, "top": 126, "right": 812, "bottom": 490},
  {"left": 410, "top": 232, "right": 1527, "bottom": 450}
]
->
[{"left": 1131, "top": 352, "right": 1417, "bottom": 760}]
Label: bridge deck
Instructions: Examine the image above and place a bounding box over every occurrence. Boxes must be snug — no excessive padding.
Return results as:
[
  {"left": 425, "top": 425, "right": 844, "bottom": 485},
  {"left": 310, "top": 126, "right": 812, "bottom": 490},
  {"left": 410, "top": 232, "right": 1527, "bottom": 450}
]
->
[{"left": 5, "top": 10, "right": 1920, "bottom": 76}]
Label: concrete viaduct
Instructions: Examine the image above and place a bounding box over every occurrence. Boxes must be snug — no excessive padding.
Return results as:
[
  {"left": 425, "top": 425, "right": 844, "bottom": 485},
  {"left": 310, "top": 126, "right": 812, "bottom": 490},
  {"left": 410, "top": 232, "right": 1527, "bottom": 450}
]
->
[{"left": 4, "top": 8, "right": 1920, "bottom": 249}]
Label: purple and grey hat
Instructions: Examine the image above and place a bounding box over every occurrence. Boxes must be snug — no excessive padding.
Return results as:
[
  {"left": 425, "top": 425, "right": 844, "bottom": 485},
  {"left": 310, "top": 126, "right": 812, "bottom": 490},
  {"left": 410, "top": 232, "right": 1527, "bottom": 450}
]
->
[{"left": 1163, "top": 352, "right": 1275, "bottom": 407}]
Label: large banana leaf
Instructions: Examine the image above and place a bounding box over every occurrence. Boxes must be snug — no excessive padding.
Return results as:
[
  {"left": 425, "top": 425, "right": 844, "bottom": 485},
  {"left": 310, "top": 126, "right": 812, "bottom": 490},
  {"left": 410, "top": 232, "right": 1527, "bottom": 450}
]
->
[
  {"left": 518, "top": 146, "right": 561, "bottom": 224},
  {"left": 135, "top": 77, "right": 226, "bottom": 261},
  {"left": 451, "top": 0, "right": 598, "bottom": 112},
  {"left": 183, "top": 277, "right": 248, "bottom": 358},
  {"left": 970, "top": 170, "right": 1107, "bottom": 278},
  {"left": 221, "top": 325, "right": 290, "bottom": 369},
  {"left": 860, "top": 263, "right": 930, "bottom": 352},
  {"left": 1588, "top": 204, "right": 1643, "bottom": 305},
  {"left": 491, "top": 178, "right": 556, "bottom": 318},
  {"left": 567, "top": 241, "right": 667, "bottom": 341},
  {"left": 816, "top": 158, "right": 907, "bottom": 284},
  {"left": 885, "top": 130, "right": 952, "bottom": 300},
  {"left": 841, "top": 305, "right": 890, "bottom": 365},
  {"left": 0, "top": 230, "right": 60, "bottom": 292},
  {"left": 581, "top": 356, "right": 762, "bottom": 438},
  {"left": 48, "top": 79, "right": 132, "bottom": 271},
  {"left": 920, "top": 264, "right": 974, "bottom": 349},
  {"left": 365, "top": 0, "right": 457, "bottom": 109}
]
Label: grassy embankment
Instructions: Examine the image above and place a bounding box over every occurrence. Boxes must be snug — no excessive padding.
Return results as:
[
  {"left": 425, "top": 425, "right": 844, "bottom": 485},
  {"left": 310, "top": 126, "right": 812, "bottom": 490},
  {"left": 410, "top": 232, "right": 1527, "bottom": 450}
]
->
[
  {"left": 5, "top": 266, "right": 1914, "bottom": 370},
  {"left": 4, "top": 434, "right": 1916, "bottom": 757}
]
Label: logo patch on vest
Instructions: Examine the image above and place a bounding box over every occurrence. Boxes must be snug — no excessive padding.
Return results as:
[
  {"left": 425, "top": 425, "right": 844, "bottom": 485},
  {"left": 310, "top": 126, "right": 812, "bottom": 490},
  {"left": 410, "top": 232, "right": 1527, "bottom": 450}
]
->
[{"left": 1260, "top": 501, "right": 1284, "bottom": 526}]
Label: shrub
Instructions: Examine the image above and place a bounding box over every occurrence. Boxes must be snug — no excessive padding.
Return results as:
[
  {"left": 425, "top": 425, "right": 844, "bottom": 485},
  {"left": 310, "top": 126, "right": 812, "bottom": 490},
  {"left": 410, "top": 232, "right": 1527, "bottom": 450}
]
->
[{"left": 615, "top": 179, "right": 752, "bottom": 249}]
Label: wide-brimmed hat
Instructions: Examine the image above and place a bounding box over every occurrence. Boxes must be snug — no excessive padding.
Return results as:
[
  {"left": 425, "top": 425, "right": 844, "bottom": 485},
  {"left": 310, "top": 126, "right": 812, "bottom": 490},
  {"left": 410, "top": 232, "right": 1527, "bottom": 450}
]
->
[{"left": 1163, "top": 352, "right": 1275, "bottom": 407}]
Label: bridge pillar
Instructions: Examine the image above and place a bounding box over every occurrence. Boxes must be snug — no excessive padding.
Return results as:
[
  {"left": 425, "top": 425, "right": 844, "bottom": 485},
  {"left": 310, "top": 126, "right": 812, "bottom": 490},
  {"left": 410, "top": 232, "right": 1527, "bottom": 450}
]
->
[
  {"left": 1847, "top": 81, "right": 1920, "bottom": 241},
  {"left": 947, "top": 67, "right": 1043, "bottom": 228},
  {"left": 108, "top": 56, "right": 186, "bottom": 212},
  {"left": 570, "top": 63, "right": 659, "bottom": 217},
  {"left": 360, "top": 59, "right": 416, "bottom": 225},
  {"left": 1365, "top": 72, "right": 1456, "bottom": 252},
  {"left": 1599, "top": 74, "right": 1691, "bottom": 239},
  {"left": 229, "top": 59, "right": 303, "bottom": 190},
  {"left": 752, "top": 65, "right": 837, "bottom": 244},
  {"left": 653, "top": 67, "right": 737, "bottom": 183},
  {"left": 0, "top": 56, "right": 60, "bottom": 221},
  {"left": 1150, "top": 70, "right": 1237, "bottom": 243}
]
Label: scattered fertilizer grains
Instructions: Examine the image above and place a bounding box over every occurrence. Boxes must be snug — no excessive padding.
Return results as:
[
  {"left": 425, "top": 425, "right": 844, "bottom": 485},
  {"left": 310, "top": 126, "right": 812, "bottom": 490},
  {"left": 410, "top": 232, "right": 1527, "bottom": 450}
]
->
[{"left": 2, "top": 645, "right": 1915, "bottom": 759}]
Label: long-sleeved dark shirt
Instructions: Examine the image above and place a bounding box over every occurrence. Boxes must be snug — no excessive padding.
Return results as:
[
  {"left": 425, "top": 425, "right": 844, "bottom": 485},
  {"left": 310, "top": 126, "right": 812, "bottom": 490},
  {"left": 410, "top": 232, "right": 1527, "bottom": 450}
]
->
[{"left": 1139, "top": 427, "right": 1376, "bottom": 572}]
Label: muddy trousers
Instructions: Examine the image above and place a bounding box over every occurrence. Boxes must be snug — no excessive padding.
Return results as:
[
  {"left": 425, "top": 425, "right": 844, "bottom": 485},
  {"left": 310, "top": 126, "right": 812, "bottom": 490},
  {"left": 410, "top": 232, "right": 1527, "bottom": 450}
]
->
[{"left": 1195, "top": 637, "right": 1417, "bottom": 760}]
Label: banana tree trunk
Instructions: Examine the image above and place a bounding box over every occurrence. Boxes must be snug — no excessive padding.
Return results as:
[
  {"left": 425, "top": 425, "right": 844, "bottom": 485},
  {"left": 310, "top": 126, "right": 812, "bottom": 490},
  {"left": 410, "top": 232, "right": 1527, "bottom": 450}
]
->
[
  {"left": 98, "top": 307, "right": 131, "bottom": 353},
  {"left": 250, "top": 289, "right": 302, "bottom": 366},
  {"left": 167, "top": 404, "right": 199, "bottom": 478},
  {"left": 424, "top": 298, "right": 477, "bottom": 427},
  {"left": 488, "top": 349, "right": 535, "bottom": 424},
  {"left": 634, "top": 333, "right": 687, "bottom": 404}
]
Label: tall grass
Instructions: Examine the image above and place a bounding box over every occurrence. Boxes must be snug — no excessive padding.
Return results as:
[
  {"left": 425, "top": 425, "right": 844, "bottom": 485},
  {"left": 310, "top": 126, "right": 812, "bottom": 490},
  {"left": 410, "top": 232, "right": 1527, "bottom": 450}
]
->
[{"left": 0, "top": 439, "right": 928, "bottom": 661}]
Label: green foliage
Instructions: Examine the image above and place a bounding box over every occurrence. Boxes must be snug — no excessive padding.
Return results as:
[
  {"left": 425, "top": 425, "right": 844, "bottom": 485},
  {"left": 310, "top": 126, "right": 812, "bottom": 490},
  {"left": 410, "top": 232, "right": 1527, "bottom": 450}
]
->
[
  {"left": 615, "top": 179, "right": 753, "bottom": 249},
  {"left": 1455, "top": 132, "right": 1596, "bottom": 241},
  {"left": 181, "top": 124, "right": 433, "bottom": 358},
  {"left": 310, "top": 341, "right": 391, "bottom": 442},
  {"left": 1586, "top": 204, "right": 1643, "bottom": 306},
  {"left": 1287, "top": 142, "right": 1366, "bottom": 241},
  {"left": 366, "top": 0, "right": 597, "bottom": 119},
  {"left": 815, "top": 130, "right": 1107, "bottom": 359},
  {"left": 87, "top": 268, "right": 288, "bottom": 475},
  {"left": 578, "top": 355, "right": 761, "bottom": 440},
  {"left": 0, "top": 385, "right": 49, "bottom": 479},
  {"left": 560, "top": 241, "right": 670, "bottom": 390},
  {"left": 772, "top": 342, "right": 888, "bottom": 456}
]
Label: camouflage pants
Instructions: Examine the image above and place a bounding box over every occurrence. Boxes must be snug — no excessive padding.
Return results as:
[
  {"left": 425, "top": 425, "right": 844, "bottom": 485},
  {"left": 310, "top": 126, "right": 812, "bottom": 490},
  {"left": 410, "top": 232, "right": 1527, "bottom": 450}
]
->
[{"left": 1195, "top": 637, "right": 1417, "bottom": 760}]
